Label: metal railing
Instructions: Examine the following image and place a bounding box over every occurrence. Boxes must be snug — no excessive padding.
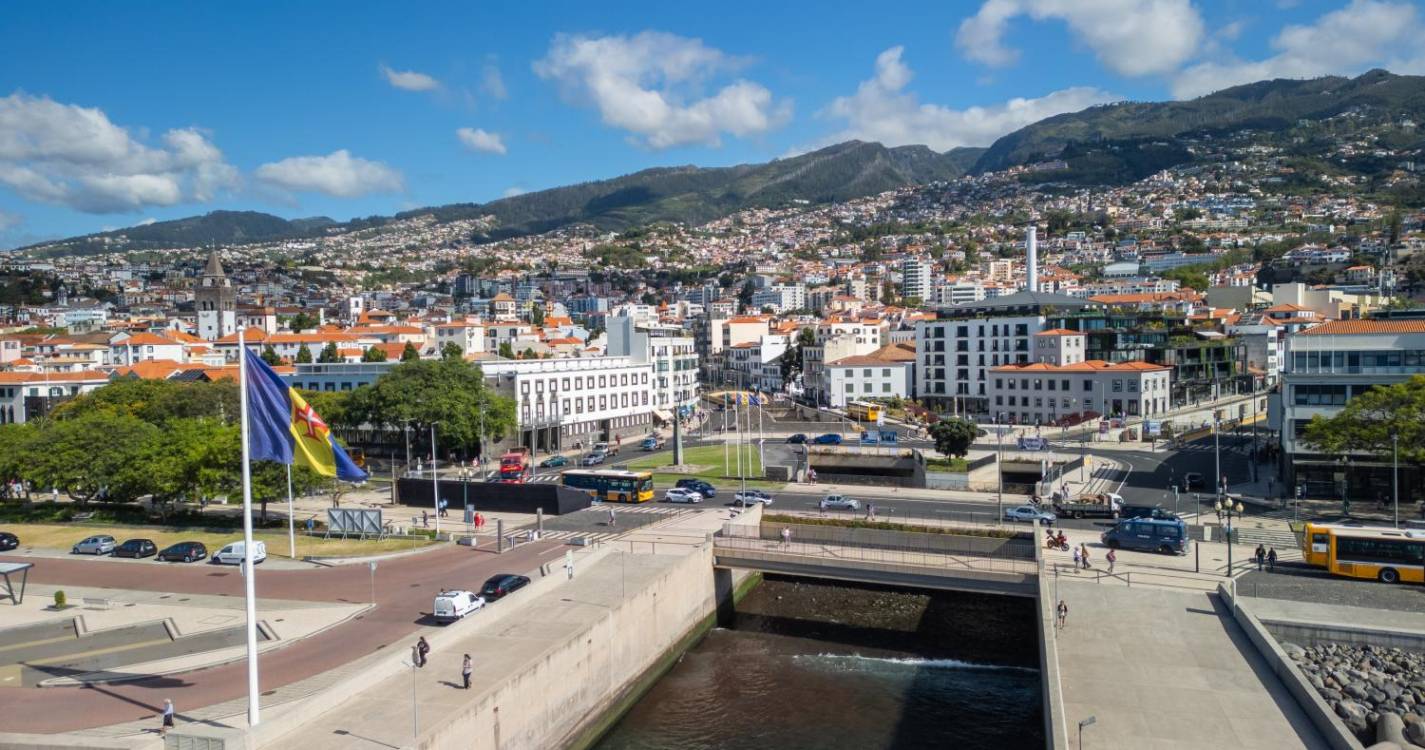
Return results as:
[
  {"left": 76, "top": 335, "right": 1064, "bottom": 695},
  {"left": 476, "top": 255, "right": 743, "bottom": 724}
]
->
[{"left": 714, "top": 527, "right": 1038, "bottom": 576}]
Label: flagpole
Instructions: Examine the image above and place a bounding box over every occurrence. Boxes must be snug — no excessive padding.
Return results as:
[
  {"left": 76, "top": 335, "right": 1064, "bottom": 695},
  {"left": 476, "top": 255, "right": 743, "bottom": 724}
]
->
[
  {"left": 236, "top": 330, "right": 262, "bottom": 728},
  {"left": 286, "top": 463, "right": 296, "bottom": 560}
]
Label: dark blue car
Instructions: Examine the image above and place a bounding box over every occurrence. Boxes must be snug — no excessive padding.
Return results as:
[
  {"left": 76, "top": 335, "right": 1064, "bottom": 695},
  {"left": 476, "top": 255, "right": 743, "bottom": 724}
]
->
[
  {"left": 676, "top": 478, "right": 716, "bottom": 498},
  {"left": 812, "top": 433, "right": 843, "bottom": 445}
]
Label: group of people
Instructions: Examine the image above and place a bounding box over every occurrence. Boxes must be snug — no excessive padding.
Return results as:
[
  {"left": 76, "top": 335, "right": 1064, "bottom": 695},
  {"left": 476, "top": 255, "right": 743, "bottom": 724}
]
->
[{"left": 1254, "top": 544, "right": 1279, "bottom": 572}]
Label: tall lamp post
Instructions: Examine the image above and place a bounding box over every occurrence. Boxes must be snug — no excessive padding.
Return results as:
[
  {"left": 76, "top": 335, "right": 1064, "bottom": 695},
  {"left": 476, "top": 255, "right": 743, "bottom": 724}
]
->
[
  {"left": 1392, "top": 433, "right": 1399, "bottom": 528},
  {"left": 996, "top": 411, "right": 1006, "bottom": 519},
  {"left": 1216, "top": 498, "right": 1245, "bottom": 575}
]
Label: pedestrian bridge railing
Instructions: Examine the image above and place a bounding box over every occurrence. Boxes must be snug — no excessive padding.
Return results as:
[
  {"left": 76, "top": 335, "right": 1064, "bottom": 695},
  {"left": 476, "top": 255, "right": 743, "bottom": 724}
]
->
[{"left": 713, "top": 522, "right": 1040, "bottom": 579}]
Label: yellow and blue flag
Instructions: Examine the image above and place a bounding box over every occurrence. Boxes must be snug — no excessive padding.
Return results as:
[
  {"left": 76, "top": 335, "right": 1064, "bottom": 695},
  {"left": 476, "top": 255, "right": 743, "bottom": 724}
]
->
[{"left": 243, "top": 349, "right": 367, "bottom": 482}]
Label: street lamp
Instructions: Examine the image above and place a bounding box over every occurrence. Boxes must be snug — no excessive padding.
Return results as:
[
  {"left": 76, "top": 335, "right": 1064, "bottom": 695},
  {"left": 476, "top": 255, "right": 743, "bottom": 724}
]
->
[
  {"left": 1392, "top": 433, "right": 1400, "bottom": 528},
  {"left": 1216, "top": 498, "right": 1245, "bottom": 574},
  {"left": 996, "top": 411, "right": 1006, "bottom": 519},
  {"left": 1078, "top": 715, "right": 1096, "bottom": 749}
]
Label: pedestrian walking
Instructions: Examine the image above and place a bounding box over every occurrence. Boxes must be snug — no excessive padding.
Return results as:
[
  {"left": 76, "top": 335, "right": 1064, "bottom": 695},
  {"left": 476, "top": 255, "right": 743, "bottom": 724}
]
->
[
  {"left": 607, "top": 506, "right": 616, "bottom": 528},
  {"left": 158, "top": 699, "right": 175, "bottom": 737},
  {"left": 422, "top": 510, "right": 429, "bottom": 528},
  {"left": 781, "top": 527, "right": 792, "bottom": 546},
  {"left": 1254, "top": 544, "right": 1266, "bottom": 571},
  {"left": 1106, "top": 548, "right": 1117, "bottom": 575},
  {"left": 1072, "top": 546, "right": 1081, "bottom": 569},
  {"left": 1056, "top": 600, "right": 1068, "bottom": 628},
  {"left": 305, "top": 516, "right": 315, "bottom": 534},
  {"left": 416, "top": 636, "right": 430, "bottom": 668},
  {"left": 461, "top": 653, "right": 473, "bottom": 689},
  {"left": 1080, "top": 544, "right": 1092, "bottom": 570},
  {"left": 1267, "top": 547, "right": 1278, "bottom": 573}
]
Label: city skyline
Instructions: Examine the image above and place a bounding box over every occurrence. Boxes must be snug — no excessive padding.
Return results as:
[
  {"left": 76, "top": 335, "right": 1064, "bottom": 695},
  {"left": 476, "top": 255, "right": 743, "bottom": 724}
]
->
[{"left": 3, "top": 0, "right": 1425, "bottom": 247}]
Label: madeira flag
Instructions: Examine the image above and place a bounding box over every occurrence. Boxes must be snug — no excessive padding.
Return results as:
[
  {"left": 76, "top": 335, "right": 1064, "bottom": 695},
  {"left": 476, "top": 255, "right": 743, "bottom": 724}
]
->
[{"left": 243, "top": 349, "right": 367, "bottom": 482}]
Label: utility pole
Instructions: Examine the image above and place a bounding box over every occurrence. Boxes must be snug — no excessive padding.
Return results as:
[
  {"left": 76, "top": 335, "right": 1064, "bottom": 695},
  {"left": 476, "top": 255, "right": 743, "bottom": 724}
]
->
[
  {"left": 430, "top": 424, "right": 440, "bottom": 536},
  {"left": 1214, "top": 416, "right": 1222, "bottom": 503},
  {"left": 1393, "top": 433, "right": 1400, "bottom": 528}
]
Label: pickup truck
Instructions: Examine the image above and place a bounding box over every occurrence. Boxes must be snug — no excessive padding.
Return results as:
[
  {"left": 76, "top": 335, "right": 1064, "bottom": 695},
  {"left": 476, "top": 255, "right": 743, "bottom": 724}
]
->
[
  {"left": 1052, "top": 493, "right": 1122, "bottom": 520},
  {"left": 640, "top": 436, "right": 666, "bottom": 451}
]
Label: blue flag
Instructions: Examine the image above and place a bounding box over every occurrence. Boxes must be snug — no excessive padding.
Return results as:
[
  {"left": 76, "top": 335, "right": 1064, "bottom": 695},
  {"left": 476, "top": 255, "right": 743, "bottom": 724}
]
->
[{"left": 243, "top": 349, "right": 367, "bottom": 482}]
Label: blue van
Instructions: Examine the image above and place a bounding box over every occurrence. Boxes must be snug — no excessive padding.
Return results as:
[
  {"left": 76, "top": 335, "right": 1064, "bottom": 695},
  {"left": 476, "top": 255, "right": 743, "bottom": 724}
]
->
[{"left": 1101, "top": 518, "right": 1188, "bottom": 555}]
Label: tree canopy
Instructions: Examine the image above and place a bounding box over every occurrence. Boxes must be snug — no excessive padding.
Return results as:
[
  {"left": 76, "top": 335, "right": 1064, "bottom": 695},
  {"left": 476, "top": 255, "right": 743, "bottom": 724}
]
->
[
  {"left": 929, "top": 417, "right": 977, "bottom": 459},
  {"left": 344, "top": 358, "right": 515, "bottom": 458},
  {"left": 1303, "top": 375, "right": 1425, "bottom": 464}
]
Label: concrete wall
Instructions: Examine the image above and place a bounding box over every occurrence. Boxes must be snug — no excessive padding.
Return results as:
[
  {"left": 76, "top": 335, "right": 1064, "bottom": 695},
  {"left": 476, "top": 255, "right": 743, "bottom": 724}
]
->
[
  {"left": 1259, "top": 619, "right": 1425, "bottom": 652},
  {"left": 1218, "top": 584, "right": 1363, "bottom": 750},
  {"left": 414, "top": 545, "right": 720, "bottom": 750}
]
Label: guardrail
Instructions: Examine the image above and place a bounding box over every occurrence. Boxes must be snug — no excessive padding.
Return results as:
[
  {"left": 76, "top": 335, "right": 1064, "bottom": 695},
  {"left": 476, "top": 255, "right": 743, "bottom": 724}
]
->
[
  {"left": 718, "top": 521, "right": 1036, "bottom": 562},
  {"left": 713, "top": 529, "right": 1039, "bottom": 576}
]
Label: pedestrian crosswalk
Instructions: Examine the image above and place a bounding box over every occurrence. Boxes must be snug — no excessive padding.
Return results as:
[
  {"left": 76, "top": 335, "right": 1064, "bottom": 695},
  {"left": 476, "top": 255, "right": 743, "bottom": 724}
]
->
[
  {"left": 537, "top": 505, "right": 687, "bottom": 544},
  {"left": 1233, "top": 525, "right": 1303, "bottom": 561}
]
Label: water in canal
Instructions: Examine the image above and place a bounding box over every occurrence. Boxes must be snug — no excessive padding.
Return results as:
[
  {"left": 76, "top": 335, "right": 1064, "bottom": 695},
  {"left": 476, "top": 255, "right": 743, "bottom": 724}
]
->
[{"left": 594, "top": 575, "right": 1043, "bottom": 750}]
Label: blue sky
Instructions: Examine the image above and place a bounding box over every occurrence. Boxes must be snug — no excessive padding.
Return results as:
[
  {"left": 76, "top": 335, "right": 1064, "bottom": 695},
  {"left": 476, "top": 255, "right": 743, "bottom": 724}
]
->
[{"left": 2, "top": 0, "right": 1423, "bottom": 247}]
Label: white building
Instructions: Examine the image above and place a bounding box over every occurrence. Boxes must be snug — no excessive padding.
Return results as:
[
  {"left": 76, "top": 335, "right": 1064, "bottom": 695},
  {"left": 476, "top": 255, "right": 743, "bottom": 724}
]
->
[
  {"left": 901, "top": 258, "right": 934, "bottom": 302},
  {"left": 0, "top": 370, "right": 112, "bottom": 424},
  {"left": 750, "top": 284, "right": 806, "bottom": 313},
  {"left": 605, "top": 314, "right": 700, "bottom": 417},
  {"left": 824, "top": 344, "right": 917, "bottom": 408},
  {"left": 433, "top": 321, "right": 488, "bottom": 356},
  {"left": 988, "top": 360, "right": 1171, "bottom": 425}
]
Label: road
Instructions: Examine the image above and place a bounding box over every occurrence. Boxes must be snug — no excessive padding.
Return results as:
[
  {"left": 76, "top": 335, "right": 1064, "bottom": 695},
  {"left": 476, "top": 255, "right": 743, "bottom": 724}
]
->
[{"left": 0, "top": 541, "right": 563, "bottom": 733}]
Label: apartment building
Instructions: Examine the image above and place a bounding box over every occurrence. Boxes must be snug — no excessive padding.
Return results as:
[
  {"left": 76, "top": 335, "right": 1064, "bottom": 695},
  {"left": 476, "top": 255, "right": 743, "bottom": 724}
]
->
[
  {"left": 0, "top": 370, "right": 112, "bottom": 424},
  {"left": 988, "top": 360, "right": 1171, "bottom": 426},
  {"left": 1276, "top": 319, "right": 1425, "bottom": 502},
  {"left": 605, "top": 314, "right": 700, "bottom": 417},
  {"left": 901, "top": 258, "right": 934, "bottom": 302},
  {"left": 824, "top": 343, "right": 916, "bottom": 408}
]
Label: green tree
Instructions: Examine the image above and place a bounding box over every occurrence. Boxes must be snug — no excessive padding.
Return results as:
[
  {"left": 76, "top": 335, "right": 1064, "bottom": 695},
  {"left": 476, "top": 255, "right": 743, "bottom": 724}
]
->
[
  {"left": 53, "top": 378, "right": 237, "bottom": 425},
  {"left": 286, "top": 311, "right": 319, "bottom": 332},
  {"left": 400, "top": 342, "right": 421, "bottom": 362},
  {"left": 261, "top": 345, "right": 282, "bottom": 366},
  {"left": 531, "top": 305, "right": 545, "bottom": 326},
  {"left": 0, "top": 423, "right": 36, "bottom": 496},
  {"left": 362, "top": 346, "right": 389, "bottom": 363},
  {"left": 498, "top": 341, "right": 515, "bottom": 359},
  {"left": 295, "top": 346, "right": 313, "bottom": 364},
  {"left": 928, "top": 417, "right": 977, "bottom": 459},
  {"left": 26, "top": 411, "right": 160, "bottom": 504},
  {"left": 441, "top": 342, "right": 464, "bottom": 360},
  {"left": 1303, "top": 375, "right": 1425, "bottom": 465},
  {"left": 344, "top": 358, "right": 516, "bottom": 457},
  {"left": 317, "top": 342, "right": 341, "bottom": 363}
]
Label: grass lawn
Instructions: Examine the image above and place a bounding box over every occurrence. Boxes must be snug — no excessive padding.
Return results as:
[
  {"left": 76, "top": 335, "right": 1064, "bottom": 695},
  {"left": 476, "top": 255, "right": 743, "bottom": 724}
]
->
[
  {"left": 6, "top": 523, "right": 435, "bottom": 559},
  {"left": 925, "top": 457, "right": 970, "bottom": 472},
  {"left": 627, "top": 444, "right": 777, "bottom": 489}
]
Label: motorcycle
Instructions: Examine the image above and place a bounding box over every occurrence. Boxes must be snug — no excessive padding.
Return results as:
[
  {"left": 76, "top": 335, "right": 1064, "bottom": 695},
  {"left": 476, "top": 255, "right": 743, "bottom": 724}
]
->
[{"left": 1044, "top": 534, "right": 1069, "bottom": 552}]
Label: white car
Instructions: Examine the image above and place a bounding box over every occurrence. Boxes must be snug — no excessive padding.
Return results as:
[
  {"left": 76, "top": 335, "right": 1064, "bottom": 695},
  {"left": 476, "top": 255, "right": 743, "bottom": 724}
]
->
[
  {"left": 665, "top": 488, "right": 703, "bottom": 504},
  {"left": 433, "top": 590, "right": 485, "bottom": 623},
  {"left": 819, "top": 494, "right": 860, "bottom": 511},
  {"left": 212, "top": 540, "right": 267, "bottom": 565},
  {"left": 734, "top": 490, "right": 774, "bottom": 505}
]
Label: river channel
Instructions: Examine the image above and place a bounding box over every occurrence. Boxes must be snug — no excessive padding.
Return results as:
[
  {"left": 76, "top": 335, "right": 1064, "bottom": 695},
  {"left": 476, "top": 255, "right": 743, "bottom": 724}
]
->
[{"left": 594, "top": 575, "right": 1043, "bottom": 750}]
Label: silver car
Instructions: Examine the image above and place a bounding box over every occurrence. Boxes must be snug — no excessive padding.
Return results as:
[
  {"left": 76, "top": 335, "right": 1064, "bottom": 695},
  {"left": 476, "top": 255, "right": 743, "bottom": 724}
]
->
[
  {"left": 819, "top": 494, "right": 860, "bottom": 511},
  {"left": 1004, "top": 505, "right": 1057, "bottom": 524},
  {"left": 72, "top": 535, "right": 116, "bottom": 555}
]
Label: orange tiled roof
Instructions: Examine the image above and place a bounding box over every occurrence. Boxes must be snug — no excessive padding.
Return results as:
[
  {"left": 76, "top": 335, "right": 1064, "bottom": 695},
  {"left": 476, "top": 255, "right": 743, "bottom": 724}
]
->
[
  {"left": 1299, "top": 320, "right": 1425, "bottom": 336},
  {"left": 1035, "top": 328, "right": 1080, "bottom": 336},
  {"left": 991, "top": 359, "right": 1171, "bottom": 373}
]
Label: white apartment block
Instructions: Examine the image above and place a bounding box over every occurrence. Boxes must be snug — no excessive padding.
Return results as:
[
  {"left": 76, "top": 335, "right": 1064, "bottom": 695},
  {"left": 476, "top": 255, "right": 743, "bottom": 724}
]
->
[
  {"left": 750, "top": 284, "right": 806, "bottom": 313},
  {"left": 433, "top": 322, "right": 488, "bottom": 356},
  {"left": 606, "top": 314, "right": 700, "bottom": 416},
  {"left": 0, "top": 370, "right": 112, "bottom": 424},
  {"left": 825, "top": 356, "right": 913, "bottom": 408},
  {"left": 988, "top": 360, "right": 1171, "bottom": 425},
  {"left": 901, "top": 258, "right": 934, "bottom": 302}
]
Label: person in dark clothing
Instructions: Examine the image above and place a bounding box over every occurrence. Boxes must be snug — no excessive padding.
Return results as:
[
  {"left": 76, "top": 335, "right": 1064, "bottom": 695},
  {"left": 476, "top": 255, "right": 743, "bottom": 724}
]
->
[
  {"left": 1267, "top": 547, "right": 1278, "bottom": 572},
  {"left": 1254, "top": 544, "right": 1266, "bottom": 571},
  {"left": 416, "top": 636, "right": 430, "bottom": 668}
]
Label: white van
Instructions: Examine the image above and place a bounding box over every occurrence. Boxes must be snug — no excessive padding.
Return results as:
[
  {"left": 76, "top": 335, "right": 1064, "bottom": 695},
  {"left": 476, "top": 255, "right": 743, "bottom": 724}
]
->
[
  {"left": 433, "top": 590, "right": 485, "bottom": 623},
  {"left": 213, "top": 540, "right": 267, "bottom": 566}
]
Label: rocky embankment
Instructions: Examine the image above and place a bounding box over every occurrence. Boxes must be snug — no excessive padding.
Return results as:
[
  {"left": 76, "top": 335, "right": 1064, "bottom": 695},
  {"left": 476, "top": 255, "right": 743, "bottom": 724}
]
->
[{"left": 1285, "top": 641, "right": 1425, "bottom": 748}]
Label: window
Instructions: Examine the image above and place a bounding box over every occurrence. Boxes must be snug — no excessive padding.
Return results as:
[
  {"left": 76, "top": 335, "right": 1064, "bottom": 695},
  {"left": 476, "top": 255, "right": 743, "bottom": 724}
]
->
[
  {"left": 1083, "top": 380, "right": 1092, "bottom": 391},
  {"left": 1062, "top": 379, "right": 1070, "bottom": 391},
  {"left": 1336, "top": 537, "right": 1425, "bottom": 565},
  {"left": 882, "top": 383, "right": 891, "bottom": 393},
  {"left": 1112, "top": 379, "right": 1123, "bottom": 393},
  {"left": 1128, "top": 380, "right": 1138, "bottom": 393},
  {"left": 882, "top": 368, "right": 891, "bottom": 377}
]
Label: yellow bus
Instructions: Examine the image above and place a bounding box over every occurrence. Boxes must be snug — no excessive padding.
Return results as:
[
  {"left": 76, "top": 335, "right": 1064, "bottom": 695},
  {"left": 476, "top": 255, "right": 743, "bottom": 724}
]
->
[
  {"left": 847, "top": 400, "right": 883, "bottom": 423},
  {"left": 1300, "top": 524, "right": 1425, "bottom": 584},
  {"left": 561, "top": 470, "right": 655, "bottom": 503}
]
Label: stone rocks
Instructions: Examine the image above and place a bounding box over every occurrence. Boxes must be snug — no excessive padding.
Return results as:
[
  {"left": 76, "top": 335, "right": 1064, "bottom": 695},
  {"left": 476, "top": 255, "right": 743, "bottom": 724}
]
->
[{"left": 1287, "top": 640, "right": 1425, "bottom": 747}]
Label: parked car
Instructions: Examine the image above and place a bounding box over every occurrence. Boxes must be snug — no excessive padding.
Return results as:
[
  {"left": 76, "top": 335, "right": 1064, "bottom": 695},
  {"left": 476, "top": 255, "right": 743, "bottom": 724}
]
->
[
  {"left": 433, "top": 590, "right": 485, "bottom": 623},
  {"left": 113, "top": 539, "right": 157, "bottom": 558},
  {"left": 819, "top": 494, "right": 859, "bottom": 510},
  {"left": 734, "top": 490, "right": 773, "bottom": 506},
  {"left": 480, "top": 574, "right": 531, "bottom": 601},
  {"left": 675, "top": 478, "right": 717, "bottom": 498},
  {"left": 157, "top": 541, "right": 208, "bottom": 563},
  {"left": 71, "top": 535, "right": 116, "bottom": 555},
  {"left": 786, "top": 433, "right": 808, "bottom": 444},
  {"left": 812, "top": 433, "right": 843, "bottom": 445},
  {"left": 1182, "top": 472, "right": 1205, "bottom": 491},
  {"left": 1004, "top": 505, "right": 1057, "bottom": 524},
  {"left": 539, "top": 455, "right": 568, "bottom": 468},
  {"left": 581, "top": 453, "right": 605, "bottom": 466},
  {"left": 213, "top": 540, "right": 267, "bottom": 565},
  {"left": 0, "top": 532, "right": 18, "bottom": 551},
  {"left": 665, "top": 488, "right": 703, "bottom": 504},
  {"left": 1101, "top": 518, "right": 1189, "bottom": 555}
]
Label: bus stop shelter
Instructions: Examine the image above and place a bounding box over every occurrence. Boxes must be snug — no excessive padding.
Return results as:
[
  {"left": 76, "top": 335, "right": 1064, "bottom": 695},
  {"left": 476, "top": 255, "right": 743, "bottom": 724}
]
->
[{"left": 0, "top": 561, "right": 32, "bottom": 605}]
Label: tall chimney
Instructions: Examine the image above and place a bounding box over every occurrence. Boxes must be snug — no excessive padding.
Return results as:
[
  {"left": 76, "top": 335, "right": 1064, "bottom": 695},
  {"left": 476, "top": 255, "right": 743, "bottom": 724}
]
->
[{"left": 1026, "top": 226, "right": 1038, "bottom": 292}]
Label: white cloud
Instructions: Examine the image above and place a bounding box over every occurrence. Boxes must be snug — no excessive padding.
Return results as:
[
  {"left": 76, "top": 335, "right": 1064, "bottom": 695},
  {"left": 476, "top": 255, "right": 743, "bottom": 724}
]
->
[
  {"left": 255, "top": 150, "right": 403, "bottom": 198},
  {"left": 533, "top": 31, "right": 791, "bottom": 149},
  {"left": 456, "top": 127, "right": 507, "bottom": 155},
  {"left": 502, "top": 186, "right": 528, "bottom": 198},
  {"left": 137, "top": 217, "right": 157, "bottom": 226},
  {"left": 482, "top": 64, "right": 508, "bottom": 100},
  {"left": 0, "top": 92, "right": 239, "bottom": 213},
  {"left": 956, "top": 0, "right": 1205, "bottom": 77},
  {"left": 379, "top": 64, "right": 440, "bottom": 92},
  {"left": 817, "top": 47, "right": 1115, "bottom": 152},
  {"left": 1173, "top": 0, "right": 1421, "bottom": 99}
]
